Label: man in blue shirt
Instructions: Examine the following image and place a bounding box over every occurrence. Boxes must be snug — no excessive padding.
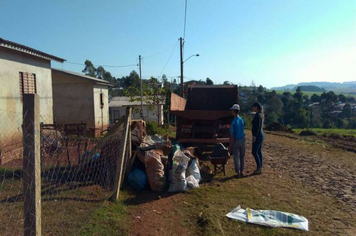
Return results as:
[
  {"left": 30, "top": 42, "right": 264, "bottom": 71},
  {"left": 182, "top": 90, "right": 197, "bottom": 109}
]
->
[{"left": 228, "top": 104, "right": 246, "bottom": 178}]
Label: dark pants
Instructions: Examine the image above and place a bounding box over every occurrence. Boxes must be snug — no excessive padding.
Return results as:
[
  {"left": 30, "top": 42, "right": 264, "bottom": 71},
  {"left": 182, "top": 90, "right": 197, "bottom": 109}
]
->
[{"left": 252, "top": 139, "right": 263, "bottom": 169}]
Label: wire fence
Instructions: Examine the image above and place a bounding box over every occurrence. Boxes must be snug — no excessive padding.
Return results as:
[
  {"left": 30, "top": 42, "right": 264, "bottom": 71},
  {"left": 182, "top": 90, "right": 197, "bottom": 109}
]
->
[
  {"left": 0, "top": 101, "right": 132, "bottom": 235},
  {"left": 0, "top": 108, "right": 24, "bottom": 236}
]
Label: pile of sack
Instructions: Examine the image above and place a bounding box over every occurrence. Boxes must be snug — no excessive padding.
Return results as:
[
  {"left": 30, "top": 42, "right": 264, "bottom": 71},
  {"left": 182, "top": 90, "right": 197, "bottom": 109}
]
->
[
  {"left": 128, "top": 135, "right": 205, "bottom": 192},
  {"left": 168, "top": 150, "right": 201, "bottom": 192}
]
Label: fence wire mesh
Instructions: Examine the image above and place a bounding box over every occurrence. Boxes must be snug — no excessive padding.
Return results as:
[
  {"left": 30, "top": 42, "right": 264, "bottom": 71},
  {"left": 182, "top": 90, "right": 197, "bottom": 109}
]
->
[
  {"left": 0, "top": 109, "right": 26, "bottom": 236},
  {"left": 0, "top": 107, "right": 131, "bottom": 236}
]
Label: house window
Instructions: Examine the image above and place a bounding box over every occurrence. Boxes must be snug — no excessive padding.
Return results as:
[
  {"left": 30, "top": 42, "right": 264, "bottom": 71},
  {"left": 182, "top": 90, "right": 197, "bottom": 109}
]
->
[
  {"left": 19, "top": 72, "right": 36, "bottom": 101},
  {"left": 100, "top": 93, "right": 104, "bottom": 108}
]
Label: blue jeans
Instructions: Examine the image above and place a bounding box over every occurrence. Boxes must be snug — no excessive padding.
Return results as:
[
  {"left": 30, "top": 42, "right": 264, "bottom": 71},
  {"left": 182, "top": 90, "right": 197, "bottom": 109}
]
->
[
  {"left": 233, "top": 137, "right": 246, "bottom": 173},
  {"left": 252, "top": 139, "right": 263, "bottom": 169}
]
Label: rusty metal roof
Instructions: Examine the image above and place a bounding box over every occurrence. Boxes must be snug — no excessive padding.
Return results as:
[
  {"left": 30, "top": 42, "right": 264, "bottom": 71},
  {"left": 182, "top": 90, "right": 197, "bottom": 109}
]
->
[
  {"left": 186, "top": 85, "right": 238, "bottom": 110},
  {"left": 0, "top": 38, "right": 65, "bottom": 62}
]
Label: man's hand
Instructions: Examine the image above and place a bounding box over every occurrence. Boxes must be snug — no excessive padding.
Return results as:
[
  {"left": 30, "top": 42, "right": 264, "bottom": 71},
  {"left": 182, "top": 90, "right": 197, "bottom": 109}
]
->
[{"left": 252, "top": 136, "right": 256, "bottom": 143}]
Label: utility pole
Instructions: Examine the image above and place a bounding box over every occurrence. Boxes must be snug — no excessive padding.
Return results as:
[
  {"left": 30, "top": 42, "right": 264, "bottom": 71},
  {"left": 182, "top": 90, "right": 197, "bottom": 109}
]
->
[
  {"left": 139, "top": 55, "right": 143, "bottom": 119},
  {"left": 180, "top": 37, "right": 184, "bottom": 97}
]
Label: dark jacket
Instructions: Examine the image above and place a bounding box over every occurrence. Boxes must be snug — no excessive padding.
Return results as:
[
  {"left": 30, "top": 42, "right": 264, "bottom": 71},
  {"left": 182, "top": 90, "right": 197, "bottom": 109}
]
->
[{"left": 252, "top": 112, "right": 264, "bottom": 141}]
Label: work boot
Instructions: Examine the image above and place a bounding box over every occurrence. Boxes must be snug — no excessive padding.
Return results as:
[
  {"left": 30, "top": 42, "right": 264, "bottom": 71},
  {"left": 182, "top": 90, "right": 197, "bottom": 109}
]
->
[{"left": 253, "top": 169, "right": 262, "bottom": 175}]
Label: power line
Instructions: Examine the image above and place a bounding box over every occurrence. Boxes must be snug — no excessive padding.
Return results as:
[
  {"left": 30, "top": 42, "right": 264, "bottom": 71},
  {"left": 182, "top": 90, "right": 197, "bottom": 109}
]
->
[
  {"left": 159, "top": 39, "right": 179, "bottom": 78},
  {"left": 141, "top": 43, "right": 176, "bottom": 59},
  {"left": 183, "top": 0, "right": 188, "bottom": 40},
  {"left": 99, "top": 63, "right": 137, "bottom": 68},
  {"left": 65, "top": 61, "right": 137, "bottom": 68}
]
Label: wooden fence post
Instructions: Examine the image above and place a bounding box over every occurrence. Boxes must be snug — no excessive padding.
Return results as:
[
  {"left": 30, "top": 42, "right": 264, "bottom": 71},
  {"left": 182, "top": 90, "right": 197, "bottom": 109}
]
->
[
  {"left": 128, "top": 107, "right": 132, "bottom": 161},
  {"left": 23, "top": 94, "right": 41, "bottom": 236},
  {"left": 111, "top": 107, "right": 132, "bottom": 201}
]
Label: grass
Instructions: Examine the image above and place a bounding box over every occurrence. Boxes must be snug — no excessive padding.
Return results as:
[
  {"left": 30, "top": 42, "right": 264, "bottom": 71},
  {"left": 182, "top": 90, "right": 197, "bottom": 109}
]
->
[
  {"left": 78, "top": 162, "right": 354, "bottom": 235},
  {"left": 78, "top": 195, "right": 131, "bottom": 236},
  {"left": 175, "top": 170, "right": 347, "bottom": 236},
  {"left": 293, "top": 128, "right": 356, "bottom": 137},
  {"left": 2, "top": 131, "right": 355, "bottom": 235},
  {"left": 0, "top": 167, "right": 116, "bottom": 236}
]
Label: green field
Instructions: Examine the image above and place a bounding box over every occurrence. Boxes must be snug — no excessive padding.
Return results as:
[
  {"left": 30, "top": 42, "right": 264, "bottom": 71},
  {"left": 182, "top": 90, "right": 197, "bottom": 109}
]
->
[{"left": 293, "top": 128, "right": 356, "bottom": 137}]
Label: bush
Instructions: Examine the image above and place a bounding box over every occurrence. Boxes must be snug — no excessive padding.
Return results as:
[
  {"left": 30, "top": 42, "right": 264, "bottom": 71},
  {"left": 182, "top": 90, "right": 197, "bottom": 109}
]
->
[
  {"left": 347, "top": 119, "right": 356, "bottom": 129},
  {"left": 265, "top": 113, "right": 278, "bottom": 125},
  {"left": 146, "top": 122, "right": 161, "bottom": 135},
  {"left": 335, "top": 118, "right": 345, "bottom": 129},
  {"left": 242, "top": 114, "right": 253, "bottom": 129},
  {"left": 146, "top": 122, "right": 174, "bottom": 136}
]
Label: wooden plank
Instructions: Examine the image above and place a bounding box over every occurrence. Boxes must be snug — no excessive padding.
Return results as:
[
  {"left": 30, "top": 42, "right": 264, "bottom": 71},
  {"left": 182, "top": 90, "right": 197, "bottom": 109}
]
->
[{"left": 111, "top": 108, "right": 132, "bottom": 201}]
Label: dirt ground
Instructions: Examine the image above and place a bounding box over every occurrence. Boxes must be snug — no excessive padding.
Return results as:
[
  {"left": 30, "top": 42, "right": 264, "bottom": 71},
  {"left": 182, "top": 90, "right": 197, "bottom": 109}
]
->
[{"left": 125, "top": 131, "right": 356, "bottom": 236}]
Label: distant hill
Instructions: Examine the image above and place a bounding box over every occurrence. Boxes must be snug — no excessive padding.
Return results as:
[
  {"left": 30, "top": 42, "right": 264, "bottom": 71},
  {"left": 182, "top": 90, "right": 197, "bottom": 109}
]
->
[{"left": 272, "top": 81, "right": 356, "bottom": 93}]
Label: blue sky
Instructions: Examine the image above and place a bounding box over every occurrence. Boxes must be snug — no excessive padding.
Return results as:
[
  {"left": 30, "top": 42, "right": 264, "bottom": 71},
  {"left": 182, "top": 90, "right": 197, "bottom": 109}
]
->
[{"left": 1, "top": 0, "right": 355, "bottom": 88}]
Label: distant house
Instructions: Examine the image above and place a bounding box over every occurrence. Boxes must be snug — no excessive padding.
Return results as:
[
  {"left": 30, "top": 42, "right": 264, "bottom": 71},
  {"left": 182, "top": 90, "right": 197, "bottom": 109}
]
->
[
  {"left": 309, "top": 102, "right": 320, "bottom": 109},
  {"left": 352, "top": 104, "right": 356, "bottom": 113},
  {"left": 52, "top": 69, "right": 112, "bottom": 136},
  {"left": 109, "top": 96, "right": 165, "bottom": 125},
  {"left": 0, "top": 38, "right": 65, "bottom": 163}
]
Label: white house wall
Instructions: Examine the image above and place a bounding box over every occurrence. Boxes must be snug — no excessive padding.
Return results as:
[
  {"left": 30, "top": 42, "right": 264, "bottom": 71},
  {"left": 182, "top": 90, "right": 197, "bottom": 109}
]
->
[
  {"left": 110, "top": 105, "right": 164, "bottom": 125},
  {"left": 0, "top": 47, "right": 53, "bottom": 160},
  {"left": 52, "top": 71, "right": 95, "bottom": 127}
]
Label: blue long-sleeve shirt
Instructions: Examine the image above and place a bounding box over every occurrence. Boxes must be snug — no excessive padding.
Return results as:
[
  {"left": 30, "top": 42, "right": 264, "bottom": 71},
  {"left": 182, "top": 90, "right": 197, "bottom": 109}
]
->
[{"left": 230, "top": 116, "right": 245, "bottom": 139}]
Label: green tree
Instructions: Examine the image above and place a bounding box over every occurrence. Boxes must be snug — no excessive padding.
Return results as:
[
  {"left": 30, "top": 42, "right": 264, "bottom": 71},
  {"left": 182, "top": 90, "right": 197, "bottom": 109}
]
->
[
  {"left": 257, "top": 94, "right": 265, "bottom": 104},
  {"left": 125, "top": 77, "right": 167, "bottom": 124},
  {"left": 122, "top": 71, "right": 140, "bottom": 88},
  {"left": 310, "top": 94, "right": 320, "bottom": 103},
  {"left": 147, "top": 77, "right": 167, "bottom": 124},
  {"left": 343, "top": 103, "right": 352, "bottom": 120},
  {"left": 82, "top": 60, "right": 96, "bottom": 77},
  {"left": 257, "top": 85, "right": 264, "bottom": 94},
  {"left": 346, "top": 96, "right": 355, "bottom": 103},
  {"left": 293, "top": 86, "right": 303, "bottom": 104},
  {"left": 265, "top": 113, "right": 278, "bottom": 125},
  {"left": 206, "top": 77, "right": 214, "bottom": 85},
  {"left": 292, "top": 108, "right": 311, "bottom": 128},
  {"left": 338, "top": 94, "right": 346, "bottom": 103},
  {"left": 96, "top": 66, "right": 106, "bottom": 79},
  {"left": 320, "top": 91, "right": 338, "bottom": 126},
  {"left": 266, "top": 96, "right": 283, "bottom": 115},
  {"left": 303, "top": 95, "right": 310, "bottom": 106},
  {"left": 335, "top": 118, "right": 345, "bottom": 128}
]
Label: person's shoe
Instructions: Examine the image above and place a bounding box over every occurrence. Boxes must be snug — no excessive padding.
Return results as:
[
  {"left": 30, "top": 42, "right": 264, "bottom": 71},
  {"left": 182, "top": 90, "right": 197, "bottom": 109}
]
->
[
  {"left": 240, "top": 172, "right": 244, "bottom": 178},
  {"left": 234, "top": 174, "right": 239, "bottom": 178},
  {"left": 253, "top": 169, "right": 262, "bottom": 175}
]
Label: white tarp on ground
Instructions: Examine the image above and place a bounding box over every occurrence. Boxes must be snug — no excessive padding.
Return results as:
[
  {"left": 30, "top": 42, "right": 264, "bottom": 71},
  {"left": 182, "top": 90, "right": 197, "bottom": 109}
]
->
[{"left": 226, "top": 206, "right": 309, "bottom": 231}]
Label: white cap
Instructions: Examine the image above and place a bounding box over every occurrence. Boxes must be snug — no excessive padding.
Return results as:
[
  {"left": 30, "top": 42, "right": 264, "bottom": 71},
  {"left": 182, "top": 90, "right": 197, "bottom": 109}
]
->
[{"left": 230, "top": 104, "right": 240, "bottom": 110}]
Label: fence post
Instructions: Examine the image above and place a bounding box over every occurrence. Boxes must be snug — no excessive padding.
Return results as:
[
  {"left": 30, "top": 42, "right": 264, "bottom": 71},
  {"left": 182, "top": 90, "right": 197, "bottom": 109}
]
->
[
  {"left": 23, "top": 94, "right": 41, "bottom": 236},
  {"left": 111, "top": 107, "right": 131, "bottom": 201},
  {"left": 128, "top": 107, "right": 132, "bottom": 161}
]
